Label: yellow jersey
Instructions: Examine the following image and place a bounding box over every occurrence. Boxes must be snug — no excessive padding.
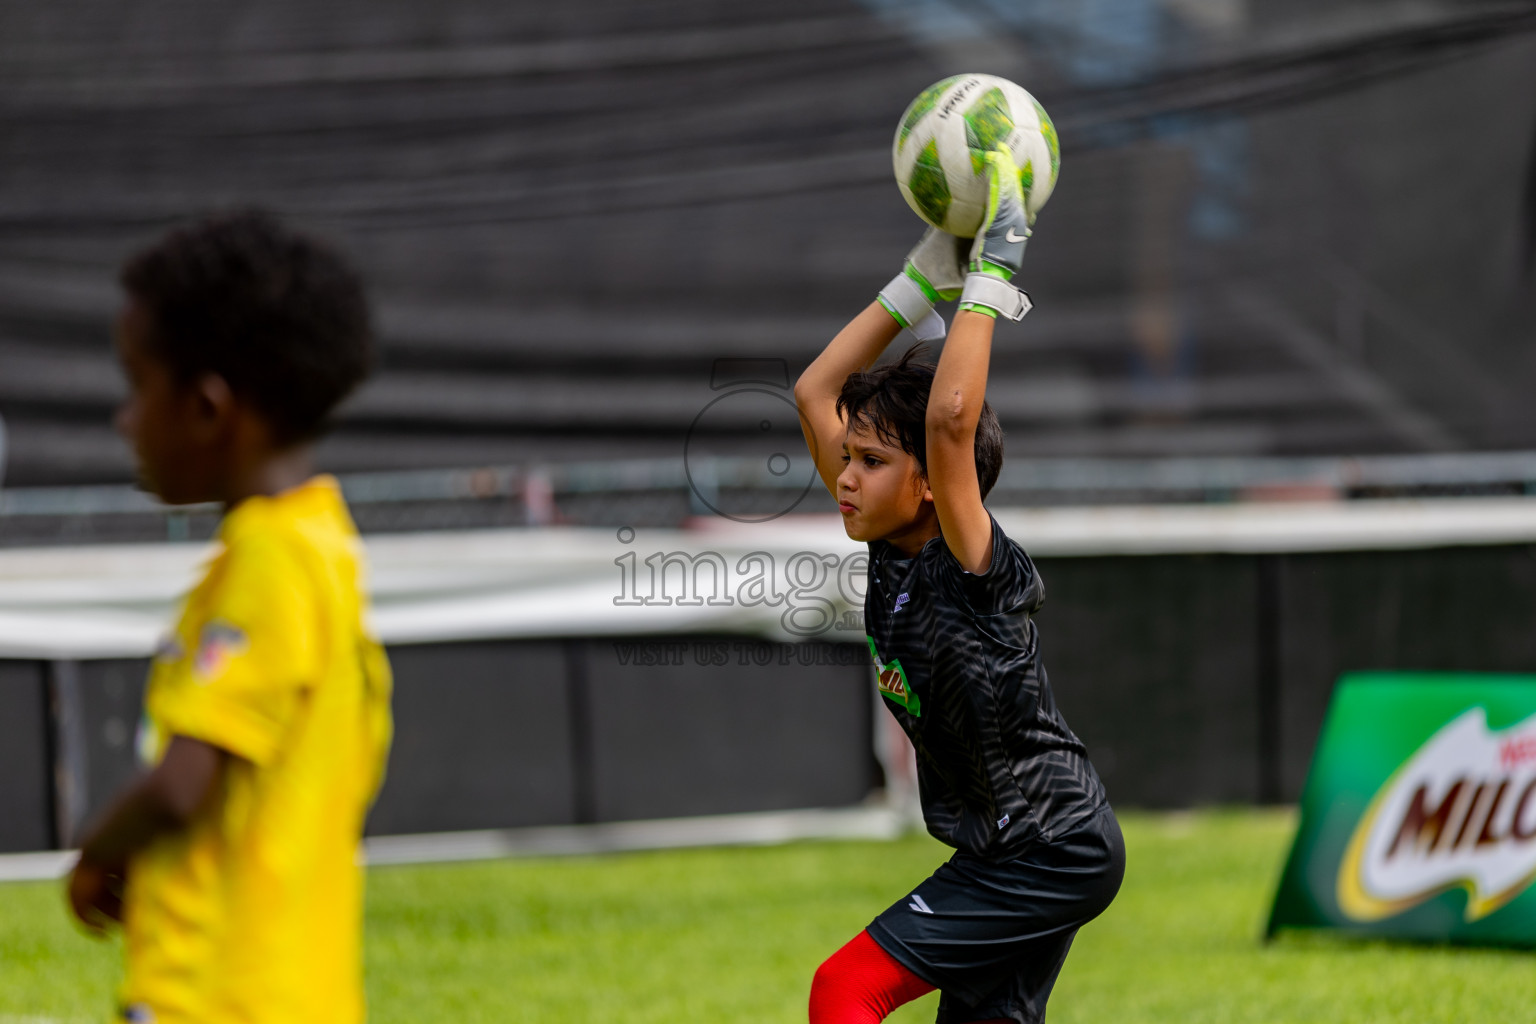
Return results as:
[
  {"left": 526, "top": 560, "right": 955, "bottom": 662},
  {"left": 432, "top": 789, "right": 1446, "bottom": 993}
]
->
[{"left": 120, "top": 476, "right": 392, "bottom": 1024}]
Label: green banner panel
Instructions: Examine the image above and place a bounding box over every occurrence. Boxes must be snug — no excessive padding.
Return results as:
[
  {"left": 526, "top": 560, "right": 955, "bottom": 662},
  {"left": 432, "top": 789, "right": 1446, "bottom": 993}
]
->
[{"left": 1268, "top": 673, "right": 1536, "bottom": 946}]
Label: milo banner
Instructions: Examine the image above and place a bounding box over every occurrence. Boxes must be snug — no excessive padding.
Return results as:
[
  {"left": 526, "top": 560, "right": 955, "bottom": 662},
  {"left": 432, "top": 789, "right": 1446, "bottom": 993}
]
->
[{"left": 1268, "top": 673, "right": 1536, "bottom": 946}]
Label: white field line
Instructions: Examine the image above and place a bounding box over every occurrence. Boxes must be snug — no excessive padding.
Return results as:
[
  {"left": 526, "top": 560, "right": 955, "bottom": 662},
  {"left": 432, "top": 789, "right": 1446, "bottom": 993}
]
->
[
  {"left": 363, "top": 805, "right": 906, "bottom": 866},
  {"left": 0, "top": 851, "right": 74, "bottom": 883},
  {"left": 0, "top": 806, "right": 906, "bottom": 882}
]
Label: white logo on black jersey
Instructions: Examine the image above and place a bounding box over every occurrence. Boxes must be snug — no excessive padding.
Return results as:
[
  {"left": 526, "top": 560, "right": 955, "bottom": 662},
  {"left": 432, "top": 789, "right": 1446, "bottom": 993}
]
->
[{"left": 908, "top": 893, "right": 933, "bottom": 914}]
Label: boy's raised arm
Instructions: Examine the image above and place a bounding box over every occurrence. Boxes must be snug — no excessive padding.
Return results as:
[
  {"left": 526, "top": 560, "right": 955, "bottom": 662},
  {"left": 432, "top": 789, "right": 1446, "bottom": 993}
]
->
[
  {"left": 794, "top": 302, "right": 901, "bottom": 496},
  {"left": 795, "top": 229, "right": 969, "bottom": 496},
  {"left": 927, "top": 146, "right": 1034, "bottom": 574}
]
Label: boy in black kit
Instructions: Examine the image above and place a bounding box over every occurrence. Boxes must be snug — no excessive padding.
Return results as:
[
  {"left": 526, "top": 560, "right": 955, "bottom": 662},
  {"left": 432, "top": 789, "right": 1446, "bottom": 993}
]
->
[{"left": 795, "top": 146, "right": 1123, "bottom": 1024}]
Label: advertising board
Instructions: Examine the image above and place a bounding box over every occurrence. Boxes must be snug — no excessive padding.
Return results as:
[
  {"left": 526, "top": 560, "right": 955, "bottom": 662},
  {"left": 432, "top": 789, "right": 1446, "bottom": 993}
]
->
[{"left": 1269, "top": 673, "right": 1536, "bottom": 946}]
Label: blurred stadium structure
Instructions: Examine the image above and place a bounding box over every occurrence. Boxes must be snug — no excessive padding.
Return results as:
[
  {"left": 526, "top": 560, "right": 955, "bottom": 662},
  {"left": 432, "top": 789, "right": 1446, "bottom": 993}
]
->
[
  {"left": 1, "top": 0, "right": 1534, "bottom": 490},
  {"left": 9, "top": 452, "right": 1536, "bottom": 545},
  {"left": 5, "top": 0, "right": 1536, "bottom": 861}
]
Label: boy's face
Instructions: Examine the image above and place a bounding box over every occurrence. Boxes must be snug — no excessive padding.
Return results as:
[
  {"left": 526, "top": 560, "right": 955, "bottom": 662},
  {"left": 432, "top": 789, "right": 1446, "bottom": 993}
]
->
[
  {"left": 836, "top": 418, "right": 933, "bottom": 543},
  {"left": 113, "top": 299, "right": 225, "bottom": 505}
]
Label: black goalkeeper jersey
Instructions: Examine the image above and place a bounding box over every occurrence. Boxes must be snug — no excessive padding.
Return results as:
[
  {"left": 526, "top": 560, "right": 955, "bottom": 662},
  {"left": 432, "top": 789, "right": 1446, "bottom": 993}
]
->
[{"left": 865, "top": 514, "right": 1106, "bottom": 859}]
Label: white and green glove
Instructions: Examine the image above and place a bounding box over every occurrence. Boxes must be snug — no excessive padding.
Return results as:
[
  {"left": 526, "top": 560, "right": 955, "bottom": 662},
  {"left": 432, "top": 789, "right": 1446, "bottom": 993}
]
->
[
  {"left": 877, "top": 227, "right": 967, "bottom": 342},
  {"left": 958, "top": 145, "right": 1034, "bottom": 321}
]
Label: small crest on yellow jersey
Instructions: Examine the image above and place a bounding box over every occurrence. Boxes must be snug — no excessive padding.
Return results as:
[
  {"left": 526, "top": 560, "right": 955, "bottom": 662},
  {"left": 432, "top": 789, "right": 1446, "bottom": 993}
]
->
[{"left": 193, "top": 621, "right": 248, "bottom": 682}]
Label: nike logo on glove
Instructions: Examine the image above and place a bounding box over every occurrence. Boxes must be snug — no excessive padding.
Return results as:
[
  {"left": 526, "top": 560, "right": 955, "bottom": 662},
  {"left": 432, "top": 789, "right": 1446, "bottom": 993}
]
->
[{"left": 1005, "top": 228, "right": 1029, "bottom": 243}]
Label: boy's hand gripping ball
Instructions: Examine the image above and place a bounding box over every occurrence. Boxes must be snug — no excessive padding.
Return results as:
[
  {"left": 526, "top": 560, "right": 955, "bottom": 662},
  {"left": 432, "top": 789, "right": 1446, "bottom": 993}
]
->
[
  {"left": 958, "top": 145, "right": 1033, "bottom": 321},
  {"left": 876, "top": 227, "right": 967, "bottom": 342}
]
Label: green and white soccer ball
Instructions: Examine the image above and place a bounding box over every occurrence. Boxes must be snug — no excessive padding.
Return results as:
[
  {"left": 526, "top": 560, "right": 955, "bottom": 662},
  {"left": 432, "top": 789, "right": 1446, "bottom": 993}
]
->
[{"left": 892, "top": 74, "right": 1061, "bottom": 238}]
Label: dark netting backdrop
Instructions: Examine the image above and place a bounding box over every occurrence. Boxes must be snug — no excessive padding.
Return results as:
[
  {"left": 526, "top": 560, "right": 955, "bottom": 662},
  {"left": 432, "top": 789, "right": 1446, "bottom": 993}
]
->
[{"left": 1, "top": 0, "right": 1534, "bottom": 487}]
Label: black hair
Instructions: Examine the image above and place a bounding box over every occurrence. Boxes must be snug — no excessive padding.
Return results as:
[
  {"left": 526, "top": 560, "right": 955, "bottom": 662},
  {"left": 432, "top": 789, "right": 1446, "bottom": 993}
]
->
[
  {"left": 835, "top": 344, "right": 1005, "bottom": 499},
  {"left": 120, "top": 208, "right": 372, "bottom": 446}
]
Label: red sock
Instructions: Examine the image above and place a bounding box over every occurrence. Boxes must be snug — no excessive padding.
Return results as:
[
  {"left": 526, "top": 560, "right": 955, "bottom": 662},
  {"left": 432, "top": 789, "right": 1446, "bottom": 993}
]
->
[{"left": 808, "top": 929, "right": 936, "bottom": 1023}]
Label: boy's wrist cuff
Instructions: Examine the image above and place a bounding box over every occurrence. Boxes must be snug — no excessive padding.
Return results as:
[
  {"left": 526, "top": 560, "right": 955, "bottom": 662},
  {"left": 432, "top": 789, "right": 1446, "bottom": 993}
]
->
[
  {"left": 878, "top": 272, "right": 933, "bottom": 327},
  {"left": 959, "top": 274, "right": 1032, "bottom": 321},
  {"left": 878, "top": 273, "right": 946, "bottom": 340}
]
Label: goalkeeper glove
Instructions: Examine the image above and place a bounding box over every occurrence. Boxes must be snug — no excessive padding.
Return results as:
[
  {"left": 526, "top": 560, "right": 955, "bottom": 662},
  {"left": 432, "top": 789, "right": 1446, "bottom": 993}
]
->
[
  {"left": 959, "top": 145, "right": 1034, "bottom": 321},
  {"left": 877, "top": 227, "right": 967, "bottom": 342}
]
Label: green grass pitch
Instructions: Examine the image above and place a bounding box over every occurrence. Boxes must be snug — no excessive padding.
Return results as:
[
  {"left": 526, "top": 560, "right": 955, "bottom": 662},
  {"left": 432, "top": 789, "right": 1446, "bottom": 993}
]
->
[{"left": 3, "top": 808, "right": 1535, "bottom": 1022}]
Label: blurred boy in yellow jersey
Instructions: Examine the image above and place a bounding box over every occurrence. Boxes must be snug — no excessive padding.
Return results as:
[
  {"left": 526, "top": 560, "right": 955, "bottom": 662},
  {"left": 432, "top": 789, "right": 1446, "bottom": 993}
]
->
[{"left": 67, "top": 209, "right": 393, "bottom": 1024}]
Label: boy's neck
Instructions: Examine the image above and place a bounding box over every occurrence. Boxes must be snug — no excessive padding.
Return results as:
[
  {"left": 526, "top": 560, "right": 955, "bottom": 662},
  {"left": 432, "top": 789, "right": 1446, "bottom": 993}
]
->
[
  {"left": 885, "top": 518, "right": 943, "bottom": 558},
  {"left": 221, "top": 445, "right": 316, "bottom": 511}
]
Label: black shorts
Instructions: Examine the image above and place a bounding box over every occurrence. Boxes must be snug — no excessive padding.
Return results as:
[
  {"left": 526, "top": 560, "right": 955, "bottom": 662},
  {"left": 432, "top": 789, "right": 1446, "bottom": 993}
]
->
[{"left": 866, "top": 803, "right": 1125, "bottom": 1024}]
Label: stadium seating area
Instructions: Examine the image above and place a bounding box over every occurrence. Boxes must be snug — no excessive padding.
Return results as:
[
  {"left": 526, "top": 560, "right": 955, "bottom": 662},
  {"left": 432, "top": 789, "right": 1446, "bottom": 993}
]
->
[{"left": 1, "top": 0, "right": 1533, "bottom": 487}]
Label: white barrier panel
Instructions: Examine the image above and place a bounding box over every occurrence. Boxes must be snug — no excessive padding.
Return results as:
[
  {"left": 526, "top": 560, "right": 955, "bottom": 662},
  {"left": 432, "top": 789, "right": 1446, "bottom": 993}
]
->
[{"left": 5, "top": 498, "right": 1536, "bottom": 660}]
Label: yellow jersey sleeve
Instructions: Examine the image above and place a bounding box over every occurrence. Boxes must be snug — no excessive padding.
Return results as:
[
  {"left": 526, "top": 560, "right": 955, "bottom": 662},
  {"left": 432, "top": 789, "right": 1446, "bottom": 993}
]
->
[{"left": 158, "top": 534, "right": 319, "bottom": 766}]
